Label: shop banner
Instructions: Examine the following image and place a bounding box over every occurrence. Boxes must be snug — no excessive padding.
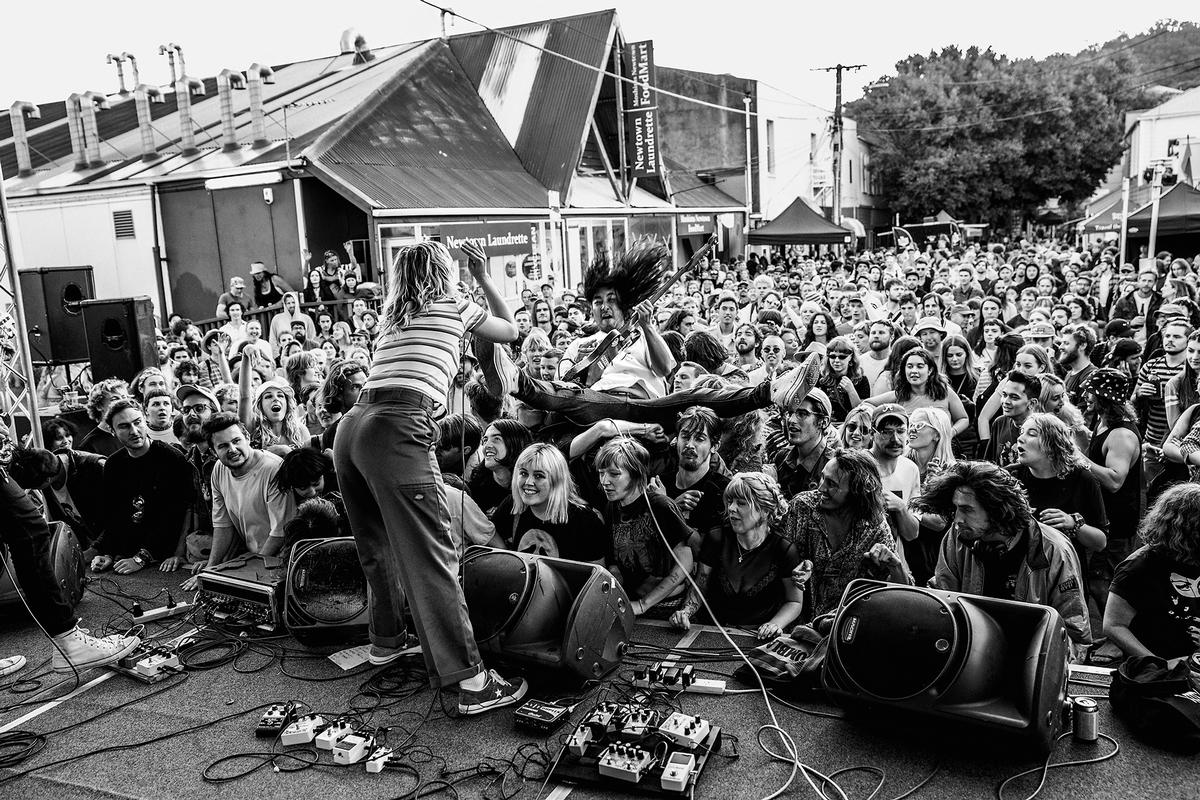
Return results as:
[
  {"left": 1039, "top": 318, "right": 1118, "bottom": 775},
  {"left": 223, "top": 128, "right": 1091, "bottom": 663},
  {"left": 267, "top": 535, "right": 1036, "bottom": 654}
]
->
[
  {"left": 679, "top": 214, "right": 715, "bottom": 235},
  {"left": 439, "top": 221, "right": 536, "bottom": 258},
  {"left": 625, "top": 41, "right": 661, "bottom": 178}
]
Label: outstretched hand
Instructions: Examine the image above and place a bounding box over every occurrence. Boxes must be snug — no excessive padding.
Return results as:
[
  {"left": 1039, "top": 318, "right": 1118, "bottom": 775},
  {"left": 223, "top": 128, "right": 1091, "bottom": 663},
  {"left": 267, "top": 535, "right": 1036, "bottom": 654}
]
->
[{"left": 461, "top": 241, "right": 489, "bottom": 283}]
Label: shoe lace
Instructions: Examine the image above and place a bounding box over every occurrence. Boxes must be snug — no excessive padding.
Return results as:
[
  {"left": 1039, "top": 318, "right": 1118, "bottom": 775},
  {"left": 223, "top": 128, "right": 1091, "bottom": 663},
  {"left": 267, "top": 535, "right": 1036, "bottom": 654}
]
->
[{"left": 487, "top": 670, "right": 513, "bottom": 690}]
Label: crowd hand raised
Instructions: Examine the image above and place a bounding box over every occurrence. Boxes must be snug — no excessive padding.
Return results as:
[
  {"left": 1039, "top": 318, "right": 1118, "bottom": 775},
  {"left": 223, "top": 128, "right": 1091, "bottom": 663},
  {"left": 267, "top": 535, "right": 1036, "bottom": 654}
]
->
[
  {"left": 669, "top": 610, "right": 692, "bottom": 631},
  {"left": 756, "top": 622, "right": 783, "bottom": 641},
  {"left": 90, "top": 555, "right": 113, "bottom": 572},
  {"left": 790, "top": 559, "right": 813, "bottom": 590},
  {"left": 646, "top": 476, "right": 666, "bottom": 496},
  {"left": 882, "top": 492, "right": 907, "bottom": 514},
  {"left": 638, "top": 423, "right": 668, "bottom": 447},
  {"left": 113, "top": 557, "right": 145, "bottom": 575},
  {"left": 160, "top": 556, "right": 183, "bottom": 573},
  {"left": 461, "top": 241, "right": 489, "bottom": 282}
]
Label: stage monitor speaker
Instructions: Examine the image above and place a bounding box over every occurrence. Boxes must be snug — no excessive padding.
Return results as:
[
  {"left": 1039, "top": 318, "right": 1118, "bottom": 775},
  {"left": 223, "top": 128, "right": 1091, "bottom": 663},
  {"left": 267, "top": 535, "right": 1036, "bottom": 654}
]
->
[
  {"left": 461, "top": 549, "right": 634, "bottom": 681},
  {"left": 80, "top": 296, "right": 158, "bottom": 383},
  {"left": 821, "top": 580, "right": 1070, "bottom": 755},
  {"left": 283, "top": 537, "right": 370, "bottom": 647},
  {"left": 19, "top": 266, "right": 95, "bottom": 364},
  {"left": 0, "top": 518, "right": 87, "bottom": 612}
]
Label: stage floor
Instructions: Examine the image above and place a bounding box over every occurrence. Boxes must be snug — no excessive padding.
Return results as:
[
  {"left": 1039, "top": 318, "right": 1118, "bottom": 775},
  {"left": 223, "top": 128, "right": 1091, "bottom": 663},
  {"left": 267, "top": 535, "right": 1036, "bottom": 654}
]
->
[{"left": 0, "top": 570, "right": 1193, "bottom": 800}]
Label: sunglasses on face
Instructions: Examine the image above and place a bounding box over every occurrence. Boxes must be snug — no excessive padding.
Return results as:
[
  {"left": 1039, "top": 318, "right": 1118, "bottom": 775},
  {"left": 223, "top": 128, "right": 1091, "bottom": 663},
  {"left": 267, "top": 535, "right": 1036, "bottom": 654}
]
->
[
  {"left": 827, "top": 351, "right": 852, "bottom": 360},
  {"left": 907, "top": 422, "right": 930, "bottom": 436}
]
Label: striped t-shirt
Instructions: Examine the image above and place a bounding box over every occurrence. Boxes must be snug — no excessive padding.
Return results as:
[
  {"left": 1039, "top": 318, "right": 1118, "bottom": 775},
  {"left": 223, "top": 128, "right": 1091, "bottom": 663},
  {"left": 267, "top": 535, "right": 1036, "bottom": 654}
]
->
[
  {"left": 1136, "top": 355, "right": 1184, "bottom": 446},
  {"left": 364, "top": 295, "right": 486, "bottom": 416}
]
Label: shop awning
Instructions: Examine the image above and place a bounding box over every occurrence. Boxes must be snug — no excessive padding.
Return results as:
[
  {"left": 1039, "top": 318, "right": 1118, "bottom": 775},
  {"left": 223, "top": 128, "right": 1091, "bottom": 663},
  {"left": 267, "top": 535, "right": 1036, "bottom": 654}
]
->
[
  {"left": 748, "top": 196, "right": 854, "bottom": 245},
  {"left": 1126, "top": 182, "right": 1200, "bottom": 237},
  {"left": 1080, "top": 196, "right": 1125, "bottom": 234}
]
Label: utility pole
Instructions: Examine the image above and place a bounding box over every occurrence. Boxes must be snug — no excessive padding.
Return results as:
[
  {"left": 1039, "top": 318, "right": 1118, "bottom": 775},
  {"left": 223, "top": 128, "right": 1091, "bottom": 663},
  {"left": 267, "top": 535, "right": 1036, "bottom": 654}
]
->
[{"left": 814, "top": 63, "right": 865, "bottom": 227}]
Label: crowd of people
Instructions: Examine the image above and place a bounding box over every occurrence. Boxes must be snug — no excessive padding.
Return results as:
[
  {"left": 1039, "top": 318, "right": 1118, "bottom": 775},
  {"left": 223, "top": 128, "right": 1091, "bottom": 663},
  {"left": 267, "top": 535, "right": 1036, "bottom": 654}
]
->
[{"left": 3, "top": 234, "right": 1200, "bottom": 710}]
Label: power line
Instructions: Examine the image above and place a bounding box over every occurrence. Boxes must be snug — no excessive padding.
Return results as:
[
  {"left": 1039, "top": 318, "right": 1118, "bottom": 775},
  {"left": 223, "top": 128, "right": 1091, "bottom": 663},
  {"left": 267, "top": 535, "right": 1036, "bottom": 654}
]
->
[{"left": 858, "top": 105, "right": 1070, "bottom": 135}]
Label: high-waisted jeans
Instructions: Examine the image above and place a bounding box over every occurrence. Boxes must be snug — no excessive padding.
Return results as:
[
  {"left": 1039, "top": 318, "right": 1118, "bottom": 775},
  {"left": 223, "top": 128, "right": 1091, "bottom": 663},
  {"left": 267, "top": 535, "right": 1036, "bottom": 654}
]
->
[{"left": 333, "top": 387, "right": 482, "bottom": 687}]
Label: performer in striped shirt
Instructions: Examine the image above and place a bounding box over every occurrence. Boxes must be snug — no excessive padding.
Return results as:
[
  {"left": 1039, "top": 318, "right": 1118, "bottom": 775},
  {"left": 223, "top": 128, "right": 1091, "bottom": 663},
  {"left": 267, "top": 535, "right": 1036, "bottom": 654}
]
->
[{"left": 333, "top": 240, "right": 529, "bottom": 716}]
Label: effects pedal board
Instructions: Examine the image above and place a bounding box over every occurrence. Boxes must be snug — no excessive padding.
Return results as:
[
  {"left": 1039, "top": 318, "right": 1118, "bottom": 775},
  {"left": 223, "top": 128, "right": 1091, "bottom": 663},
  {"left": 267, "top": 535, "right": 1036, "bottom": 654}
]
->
[
  {"left": 551, "top": 702, "right": 723, "bottom": 795},
  {"left": 107, "top": 630, "right": 197, "bottom": 683},
  {"left": 633, "top": 662, "right": 726, "bottom": 694},
  {"left": 280, "top": 714, "right": 329, "bottom": 746},
  {"left": 257, "top": 703, "right": 298, "bottom": 737}
]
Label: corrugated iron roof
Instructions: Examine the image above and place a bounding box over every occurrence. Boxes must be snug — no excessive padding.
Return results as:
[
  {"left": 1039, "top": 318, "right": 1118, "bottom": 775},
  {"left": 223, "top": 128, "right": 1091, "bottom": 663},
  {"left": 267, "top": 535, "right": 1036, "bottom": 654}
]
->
[
  {"left": 1, "top": 43, "right": 423, "bottom": 191},
  {"left": 449, "top": 9, "right": 616, "bottom": 202},
  {"left": 307, "top": 41, "right": 549, "bottom": 211}
]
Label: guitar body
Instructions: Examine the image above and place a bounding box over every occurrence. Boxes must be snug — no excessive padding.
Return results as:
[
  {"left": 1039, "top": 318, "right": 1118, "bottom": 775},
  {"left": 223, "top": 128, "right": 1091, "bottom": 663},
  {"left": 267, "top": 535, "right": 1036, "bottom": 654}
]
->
[{"left": 563, "top": 234, "right": 718, "bottom": 385}]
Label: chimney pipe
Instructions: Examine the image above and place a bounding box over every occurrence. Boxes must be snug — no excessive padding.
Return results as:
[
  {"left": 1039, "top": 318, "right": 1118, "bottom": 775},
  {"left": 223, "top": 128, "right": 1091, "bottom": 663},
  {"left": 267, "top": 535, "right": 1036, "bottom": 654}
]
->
[
  {"left": 246, "top": 63, "right": 275, "bottom": 148},
  {"left": 80, "top": 91, "right": 110, "bottom": 168},
  {"left": 134, "top": 84, "right": 165, "bottom": 162},
  {"left": 121, "top": 52, "right": 140, "bottom": 88},
  {"left": 66, "top": 93, "right": 87, "bottom": 170},
  {"left": 176, "top": 76, "right": 205, "bottom": 156},
  {"left": 158, "top": 44, "right": 177, "bottom": 85},
  {"left": 9, "top": 101, "right": 42, "bottom": 177},
  {"left": 217, "top": 68, "right": 246, "bottom": 152},
  {"left": 105, "top": 54, "right": 128, "bottom": 95},
  {"left": 170, "top": 44, "right": 186, "bottom": 78},
  {"left": 339, "top": 28, "right": 359, "bottom": 54}
]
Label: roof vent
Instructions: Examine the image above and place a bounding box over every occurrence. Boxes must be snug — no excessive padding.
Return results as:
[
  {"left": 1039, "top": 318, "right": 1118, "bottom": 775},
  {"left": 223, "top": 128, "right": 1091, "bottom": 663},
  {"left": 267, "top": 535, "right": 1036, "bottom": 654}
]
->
[
  {"left": 217, "top": 68, "right": 247, "bottom": 152},
  {"left": 9, "top": 101, "right": 41, "bottom": 177}
]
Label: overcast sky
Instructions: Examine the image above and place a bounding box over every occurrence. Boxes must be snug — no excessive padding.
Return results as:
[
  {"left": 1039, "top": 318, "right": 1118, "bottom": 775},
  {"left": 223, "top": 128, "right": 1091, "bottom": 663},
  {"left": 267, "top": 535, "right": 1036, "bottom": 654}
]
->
[{"left": 0, "top": 1, "right": 1191, "bottom": 111}]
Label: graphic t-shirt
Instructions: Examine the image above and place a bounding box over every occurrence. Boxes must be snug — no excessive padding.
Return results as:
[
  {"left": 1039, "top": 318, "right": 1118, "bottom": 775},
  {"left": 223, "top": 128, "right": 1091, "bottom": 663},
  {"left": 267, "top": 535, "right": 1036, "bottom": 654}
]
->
[
  {"left": 606, "top": 493, "right": 693, "bottom": 597},
  {"left": 1110, "top": 545, "right": 1200, "bottom": 659},
  {"left": 983, "top": 414, "right": 1022, "bottom": 466},
  {"left": 494, "top": 499, "right": 608, "bottom": 562}
]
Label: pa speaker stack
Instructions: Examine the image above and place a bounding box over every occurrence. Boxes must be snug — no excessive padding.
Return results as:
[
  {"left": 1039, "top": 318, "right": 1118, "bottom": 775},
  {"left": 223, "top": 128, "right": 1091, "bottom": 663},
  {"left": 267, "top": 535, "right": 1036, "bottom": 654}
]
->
[
  {"left": 19, "top": 266, "right": 95, "bottom": 364},
  {"left": 821, "top": 579, "right": 1070, "bottom": 754},
  {"left": 461, "top": 549, "right": 634, "bottom": 681},
  {"left": 80, "top": 296, "right": 158, "bottom": 382}
]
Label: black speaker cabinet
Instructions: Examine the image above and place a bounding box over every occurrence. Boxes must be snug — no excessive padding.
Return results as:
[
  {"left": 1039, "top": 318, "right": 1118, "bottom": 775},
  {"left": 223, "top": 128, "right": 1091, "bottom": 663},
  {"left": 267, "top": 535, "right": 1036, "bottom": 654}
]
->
[
  {"left": 461, "top": 549, "right": 634, "bottom": 681},
  {"left": 0, "top": 518, "right": 87, "bottom": 612},
  {"left": 80, "top": 296, "right": 158, "bottom": 383},
  {"left": 19, "top": 266, "right": 95, "bottom": 364},
  {"left": 821, "top": 580, "right": 1070, "bottom": 754},
  {"left": 284, "top": 537, "right": 370, "bottom": 647}
]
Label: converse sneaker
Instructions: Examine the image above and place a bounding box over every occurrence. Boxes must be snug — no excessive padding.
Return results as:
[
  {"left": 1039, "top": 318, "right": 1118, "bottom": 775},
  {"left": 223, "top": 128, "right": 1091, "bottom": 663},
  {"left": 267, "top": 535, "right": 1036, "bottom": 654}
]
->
[
  {"left": 770, "top": 352, "right": 823, "bottom": 409},
  {"left": 0, "top": 655, "right": 26, "bottom": 678},
  {"left": 475, "top": 338, "right": 519, "bottom": 398},
  {"left": 51, "top": 626, "right": 140, "bottom": 673},
  {"left": 457, "top": 669, "right": 528, "bottom": 716},
  {"left": 368, "top": 634, "right": 423, "bottom": 666}
]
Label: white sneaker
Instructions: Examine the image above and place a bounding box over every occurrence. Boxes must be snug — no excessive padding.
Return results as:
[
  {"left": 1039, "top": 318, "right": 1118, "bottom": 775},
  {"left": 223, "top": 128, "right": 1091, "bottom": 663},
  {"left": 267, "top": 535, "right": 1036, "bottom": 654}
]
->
[
  {"left": 50, "top": 625, "right": 141, "bottom": 673},
  {"left": 0, "top": 655, "right": 26, "bottom": 677},
  {"left": 770, "top": 352, "right": 823, "bottom": 409}
]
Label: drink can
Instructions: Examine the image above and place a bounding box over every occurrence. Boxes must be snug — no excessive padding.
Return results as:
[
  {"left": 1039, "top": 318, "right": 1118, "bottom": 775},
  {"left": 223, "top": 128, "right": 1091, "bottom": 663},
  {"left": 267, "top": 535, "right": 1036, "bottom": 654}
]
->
[{"left": 1072, "top": 696, "right": 1098, "bottom": 742}]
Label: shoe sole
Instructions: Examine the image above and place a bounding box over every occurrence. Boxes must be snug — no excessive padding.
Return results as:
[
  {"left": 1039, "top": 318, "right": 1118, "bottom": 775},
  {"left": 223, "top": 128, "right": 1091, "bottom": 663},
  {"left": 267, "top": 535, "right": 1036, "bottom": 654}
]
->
[
  {"left": 457, "top": 678, "right": 528, "bottom": 716},
  {"left": 368, "top": 642, "right": 423, "bottom": 666},
  {"left": 475, "top": 339, "right": 505, "bottom": 398},
  {"left": 0, "top": 656, "right": 26, "bottom": 678},
  {"left": 52, "top": 638, "right": 140, "bottom": 673}
]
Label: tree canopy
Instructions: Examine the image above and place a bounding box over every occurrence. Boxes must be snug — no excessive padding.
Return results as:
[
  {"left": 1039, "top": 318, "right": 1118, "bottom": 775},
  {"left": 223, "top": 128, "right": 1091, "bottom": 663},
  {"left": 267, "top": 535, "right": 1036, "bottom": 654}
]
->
[{"left": 846, "top": 21, "right": 1200, "bottom": 226}]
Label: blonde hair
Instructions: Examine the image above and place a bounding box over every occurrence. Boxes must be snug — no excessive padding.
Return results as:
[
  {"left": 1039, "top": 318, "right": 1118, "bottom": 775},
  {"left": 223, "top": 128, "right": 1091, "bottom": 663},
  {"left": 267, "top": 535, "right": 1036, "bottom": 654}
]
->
[
  {"left": 1020, "top": 412, "right": 1082, "bottom": 476},
  {"left": 251, "top": 380, "right": 308, "bottom": 449},
  {"left": 724, "top": 471, "right": 788, "bottom": 526},
  {"left": 511, "top": 443, "right": 586, "bottom": 525},
  {"left": 380, "top": 241, "right": 456, "bottom": 334},
  {"left": 906, "top": 407, "right": 956, "bottom": 469}
]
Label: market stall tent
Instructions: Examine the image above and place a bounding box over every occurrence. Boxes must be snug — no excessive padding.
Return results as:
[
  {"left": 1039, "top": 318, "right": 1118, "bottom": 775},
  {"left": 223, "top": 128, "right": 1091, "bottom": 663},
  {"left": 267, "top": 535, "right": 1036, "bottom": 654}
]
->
[{"left": 748, "top": 196, "right": 854, "bottom": 245}]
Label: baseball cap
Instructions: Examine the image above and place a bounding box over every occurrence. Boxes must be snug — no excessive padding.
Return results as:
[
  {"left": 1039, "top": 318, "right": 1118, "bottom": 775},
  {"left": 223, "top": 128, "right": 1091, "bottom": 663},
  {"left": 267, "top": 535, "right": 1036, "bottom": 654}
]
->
[
  {"left": 803, "top": 388, "right": 833, "bottom": 417},
  {"left": 176, "top": 384, "right": 219, "bottom": 410},
  {"left": 1109, "top": 338, "right": 1142, "bottom": 361},
  {"left": 1155, "top": 303, "right": 1187, "bottom": 319},
  {"left": 1104, "top": 319, "right": 1132, "bottom": 338},
  {"left": 871, "top": 403, "right": 909, "bottom": 429}
]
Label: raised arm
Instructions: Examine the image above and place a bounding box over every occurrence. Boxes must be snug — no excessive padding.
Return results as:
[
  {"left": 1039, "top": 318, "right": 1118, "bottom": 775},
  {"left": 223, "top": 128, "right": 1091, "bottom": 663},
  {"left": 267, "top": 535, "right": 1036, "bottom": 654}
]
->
[{"left": 462, "top": 242, "right": 518, "bottom": 343}]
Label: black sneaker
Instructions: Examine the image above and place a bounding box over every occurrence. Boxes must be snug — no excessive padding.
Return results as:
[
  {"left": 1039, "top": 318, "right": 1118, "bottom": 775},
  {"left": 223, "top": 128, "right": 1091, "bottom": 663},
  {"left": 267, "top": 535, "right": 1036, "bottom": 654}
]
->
[
  {"left": 368, "top": 634, "right": 422, "bottom": 666},
  {"left": 457, "top": 669, "right": 528, "bottom": 716}
]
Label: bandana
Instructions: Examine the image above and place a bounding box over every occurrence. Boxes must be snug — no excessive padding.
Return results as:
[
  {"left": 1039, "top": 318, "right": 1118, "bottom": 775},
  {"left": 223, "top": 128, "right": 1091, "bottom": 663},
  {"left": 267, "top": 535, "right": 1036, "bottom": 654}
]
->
[{"left": 1082, "top": 367, "right": 1132, "bottom": 404}]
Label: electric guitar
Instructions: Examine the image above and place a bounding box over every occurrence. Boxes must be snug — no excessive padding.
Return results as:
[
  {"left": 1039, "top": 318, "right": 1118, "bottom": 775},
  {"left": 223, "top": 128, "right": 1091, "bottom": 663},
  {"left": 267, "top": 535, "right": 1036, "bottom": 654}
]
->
[{"left": 562, "top": 233, "right": 719, "bottom": 386}]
